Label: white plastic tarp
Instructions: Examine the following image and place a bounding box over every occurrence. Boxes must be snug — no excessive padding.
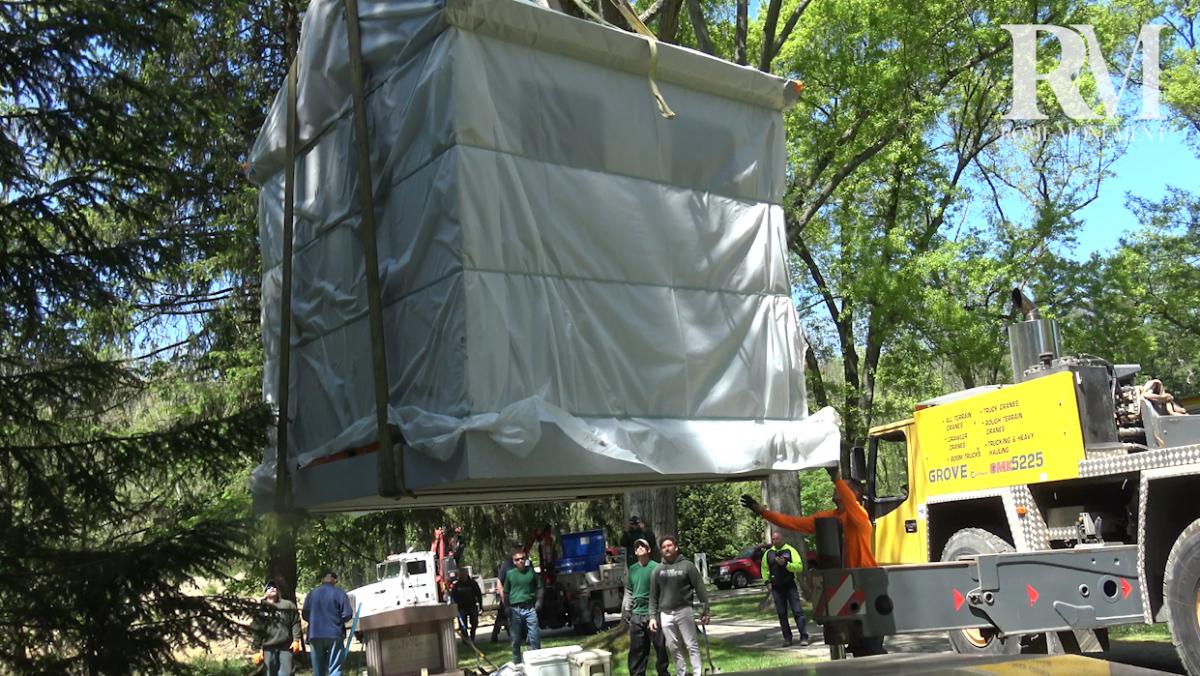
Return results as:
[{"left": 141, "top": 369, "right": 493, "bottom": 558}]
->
[{"left": 250, "top": 0, "right": 840, "bottom": 511}]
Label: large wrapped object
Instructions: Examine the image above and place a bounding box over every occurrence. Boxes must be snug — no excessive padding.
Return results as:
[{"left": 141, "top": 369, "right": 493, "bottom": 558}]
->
[{"left": 248, "top": 0, "right": 840, "bottom": 512}]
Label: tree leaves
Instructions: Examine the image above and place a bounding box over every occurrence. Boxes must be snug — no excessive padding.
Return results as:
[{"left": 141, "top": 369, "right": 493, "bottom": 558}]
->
[{"left": 0, "top": 1, "right": 276, "bottom": 672}]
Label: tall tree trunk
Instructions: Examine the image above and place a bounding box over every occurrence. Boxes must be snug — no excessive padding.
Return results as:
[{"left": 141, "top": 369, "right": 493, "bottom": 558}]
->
[
  {"left": 735, "top": 0, "right": 748, "bottom": 65},
  {"left": 804, "top": 343, "right": 830, "bottom": 410},
  {"left": 759, "top": 0, "right": 782, "bottom": 72},
  {"left": 684, "top": 0, "right": 715, "bottom": 55},
  {"left": 283, "top": 0, "right": 298, "bottom": 64},
  {"left": 602, "top": 0, "right": 628, "bottom": 28},
  {"left": 763, "top": 472, "right": 804, "bottom": 551},
  {"left": 624, "top": 488, "right": 677, "bottom": 543},
  {"left": 657, "top": 0, "right": 685, "bottom": 44},
  {"left": 268, "top": 0, "right": 301, "bottom": 604},
  {"left": 266, "top": 513, "right": 300, "bottom": 601},
  {"left": 861, "top": 309, "right": 884, "bottom": 432}
]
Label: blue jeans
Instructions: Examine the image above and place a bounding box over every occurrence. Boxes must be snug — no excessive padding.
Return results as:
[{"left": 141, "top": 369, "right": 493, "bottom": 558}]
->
[
  {"left": 309, "top": 637, "right": 345, "bottom": 676},
  {"left": 509, "top": 606, "right": 541, "bottom": 663},
  {"left": 771, "top": 584, "right": 807, "bottom": 642},
  {"left": 263, "top": 646, "right": 294, "bottom": 676}
]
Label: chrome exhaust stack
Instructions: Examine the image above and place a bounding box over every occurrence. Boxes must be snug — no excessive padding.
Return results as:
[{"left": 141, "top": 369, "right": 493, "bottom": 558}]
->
[{"left": 1008, "top": 288, "right": 1062, "bottom": 383}]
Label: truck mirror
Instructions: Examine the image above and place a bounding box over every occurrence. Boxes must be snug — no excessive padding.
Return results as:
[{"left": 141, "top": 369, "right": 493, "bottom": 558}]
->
[{"left": 849, "top": 446, "right": 867, "bottom": 482}]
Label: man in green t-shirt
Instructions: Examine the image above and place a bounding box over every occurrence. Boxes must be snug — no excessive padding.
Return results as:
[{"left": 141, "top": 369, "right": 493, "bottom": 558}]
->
[
  {"left": 503, "top": 549, "right": 544, "bottom": 664},
  {"left": 622, "top": 538, "right": 668, "bottom": 676}
]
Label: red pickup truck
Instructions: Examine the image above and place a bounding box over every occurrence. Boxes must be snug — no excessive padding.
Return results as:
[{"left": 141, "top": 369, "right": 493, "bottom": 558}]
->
[{"left": 710, "top": 544, "right": 766, "bottom": 589}]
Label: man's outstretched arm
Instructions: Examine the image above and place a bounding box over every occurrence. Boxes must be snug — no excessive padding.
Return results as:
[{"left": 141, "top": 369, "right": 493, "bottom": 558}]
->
[{"left": 741, "top": 494, "right": 836, "bottom": 534}]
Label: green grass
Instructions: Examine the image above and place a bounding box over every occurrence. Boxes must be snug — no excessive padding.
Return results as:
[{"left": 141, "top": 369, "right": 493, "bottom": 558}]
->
[
  {"left": 458, "top": 624, "right": 815, "bottom": 675},
  {"left": 708, "top": 591, "right": 813, "bottom": 625},
  {"left": 702, "top": 638, "right": 818, "bottom": 673},
  {"left": 174, "top": 657, "right": 247, "bottom": 676},
  {"left": 708, "top": 593, "right": 769, "bottom": 622},
  {"left": 1108, "top": 622, "right": 1172, "bottom": 643}
]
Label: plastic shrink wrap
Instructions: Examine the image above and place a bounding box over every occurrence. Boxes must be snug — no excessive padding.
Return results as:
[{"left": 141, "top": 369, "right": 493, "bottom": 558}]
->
[{"left": 248, "top": 0, "right": 840, "bottom": 511}]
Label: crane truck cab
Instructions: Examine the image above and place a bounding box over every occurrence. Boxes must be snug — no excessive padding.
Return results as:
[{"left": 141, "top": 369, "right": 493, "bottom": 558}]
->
[
  {"left": 348, "top": 551, "right": 439, "bottom": 616},
  {"left": 857, "top": 290, "right": 1200, "bottom": 671}
]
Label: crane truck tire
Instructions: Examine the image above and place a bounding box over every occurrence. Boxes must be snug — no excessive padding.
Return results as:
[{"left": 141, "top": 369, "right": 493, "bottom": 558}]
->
[
  {"left": 1165, "top": 518, "right": 1200, "bottom": 675},
  {"left": 574, "top": 597, "right": 606, "bottom": 635},
  {"left": 941, "top": 528, "right": 1022, "bottom": 655}
]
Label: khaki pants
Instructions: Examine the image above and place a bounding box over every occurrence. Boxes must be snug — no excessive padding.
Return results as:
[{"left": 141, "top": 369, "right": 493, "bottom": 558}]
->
[{"left": 659, "top": 606, "right": 702, "bottom": 675}]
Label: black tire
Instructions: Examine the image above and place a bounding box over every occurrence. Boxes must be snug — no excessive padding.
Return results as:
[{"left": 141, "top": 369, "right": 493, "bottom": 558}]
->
[
  {"left": 1165, "top": 518, "right": 1200, "bottom": 675},
  {"left": 574, "top": 598, "right": 606, "bottom": 635},
  {"left": 941, "top": 528, "right": 1022, "bottom": 656},
  {"left": 732, "top": 571, "right": 750, "bottom": 589}
]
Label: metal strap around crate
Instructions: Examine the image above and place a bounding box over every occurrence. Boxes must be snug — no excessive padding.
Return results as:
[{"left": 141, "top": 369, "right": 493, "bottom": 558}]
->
[
  {"left": 342, "top": 0, "right": 406, "bottom": 497},
  {"left": 274, "top": 62, "right": 298, "bottom": 513}
]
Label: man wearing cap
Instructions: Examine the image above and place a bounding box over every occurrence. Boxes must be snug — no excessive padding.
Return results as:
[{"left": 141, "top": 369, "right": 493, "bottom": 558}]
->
[
  {"left": 620, "top": 516, "right": 658, "bottom": 566},
  {"left": 251, "top": 580, "right": 301, "bottom": 675},
  {"left": 622, "top": 538, "right": 668, "bottom": 676},
  {"left": 503, "top": 548, "right": 544, "bottom": 664},
  {"left": 302, "top": 570, "right": 354, "bottom": 676}
]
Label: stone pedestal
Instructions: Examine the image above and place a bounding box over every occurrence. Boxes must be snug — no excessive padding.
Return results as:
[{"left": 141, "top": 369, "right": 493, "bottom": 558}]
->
[{"left": 358, "top": 604, "right": 462, "bottom": 676}]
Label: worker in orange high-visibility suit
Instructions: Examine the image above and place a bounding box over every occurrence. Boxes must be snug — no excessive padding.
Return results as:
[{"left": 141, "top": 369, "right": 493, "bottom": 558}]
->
[{"left": 741, "top": 466, "right": 885, "bottom": 656}]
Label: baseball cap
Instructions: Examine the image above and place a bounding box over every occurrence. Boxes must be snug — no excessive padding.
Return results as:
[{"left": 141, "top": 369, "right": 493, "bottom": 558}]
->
[{"left": 634, "top": 538, "right": 651, "bottom": 550}]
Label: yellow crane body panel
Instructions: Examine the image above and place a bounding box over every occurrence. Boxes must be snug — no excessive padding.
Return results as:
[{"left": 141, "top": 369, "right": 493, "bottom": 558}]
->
[{"left": 915, "top": 371, "right": 1087, "bottom": 497}]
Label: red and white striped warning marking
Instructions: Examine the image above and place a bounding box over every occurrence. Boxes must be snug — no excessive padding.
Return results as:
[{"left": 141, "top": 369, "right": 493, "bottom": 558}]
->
[{"left": 820, "top": 573, "right": 865, "bottom": 616}]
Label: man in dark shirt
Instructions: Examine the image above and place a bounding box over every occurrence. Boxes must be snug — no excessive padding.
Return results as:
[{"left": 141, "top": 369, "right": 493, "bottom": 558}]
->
[
  {"left": 761, "top": 531, "right": 808, "bottom": 646},
  {"left": 503, "top": 549, "right": 544, "bottom": 664},
  {"left": 648, "top": 535, "right": 709, "bottom": 676},
  {"left": 251, "top": 580, "right": 301, "bottom": 676},
  {"left": 492, "top": 543, "right": 520, "bottom": 642},
  {"left": 450, "top": 572, "right": 483, "bottom": 642},
  {"left": 301, "top": 570, "right": 353, "bottom": 676}
]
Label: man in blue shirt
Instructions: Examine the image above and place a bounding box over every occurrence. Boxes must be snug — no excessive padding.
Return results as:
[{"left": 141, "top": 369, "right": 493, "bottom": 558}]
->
[{"left": 302, "top": 570, "right": 353, "bottom": 676}]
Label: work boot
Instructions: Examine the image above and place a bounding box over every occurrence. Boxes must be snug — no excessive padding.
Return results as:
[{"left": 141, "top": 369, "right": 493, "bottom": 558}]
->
[{"left": 783, "top": 638, "right": 793, "bottom": 647}]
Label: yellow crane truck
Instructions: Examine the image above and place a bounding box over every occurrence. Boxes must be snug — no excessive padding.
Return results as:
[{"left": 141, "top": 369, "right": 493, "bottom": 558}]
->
[{"left": 837, "top": 290, "right": 1200, "bottom": 672}]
